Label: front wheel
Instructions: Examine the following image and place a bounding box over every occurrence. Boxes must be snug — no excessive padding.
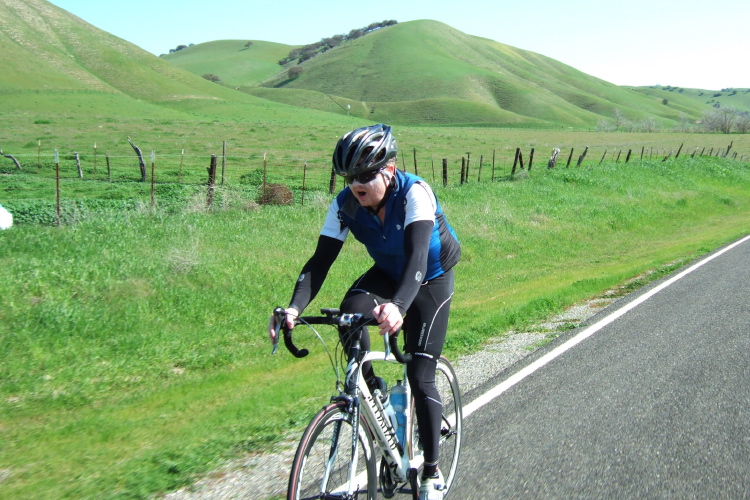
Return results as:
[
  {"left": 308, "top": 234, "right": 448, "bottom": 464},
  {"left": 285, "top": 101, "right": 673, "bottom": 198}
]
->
[
  {"left": 408, "top": 356, "right": 462, "bottom": 498},
  {"left": 287, "top": 401, "right": 377, "bottom": 500}
]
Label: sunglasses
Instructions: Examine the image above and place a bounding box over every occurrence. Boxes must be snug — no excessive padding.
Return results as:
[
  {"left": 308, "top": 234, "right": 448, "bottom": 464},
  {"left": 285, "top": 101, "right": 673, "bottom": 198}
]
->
[{"left": 344, "top": 168, "right": 385, "bottom": 185}]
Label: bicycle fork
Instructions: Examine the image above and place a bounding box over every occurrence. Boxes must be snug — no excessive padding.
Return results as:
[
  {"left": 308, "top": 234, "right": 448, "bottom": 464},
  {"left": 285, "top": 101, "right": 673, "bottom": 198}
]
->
[{"left": 322, "top": 352, "right": 369, "bottom": 498}]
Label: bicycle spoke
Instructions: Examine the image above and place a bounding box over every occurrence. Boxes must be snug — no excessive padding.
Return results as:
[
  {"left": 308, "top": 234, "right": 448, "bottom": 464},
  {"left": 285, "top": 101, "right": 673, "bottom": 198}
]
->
[{"left": 289, "top": 404, "right": 376, "bottom": 500}]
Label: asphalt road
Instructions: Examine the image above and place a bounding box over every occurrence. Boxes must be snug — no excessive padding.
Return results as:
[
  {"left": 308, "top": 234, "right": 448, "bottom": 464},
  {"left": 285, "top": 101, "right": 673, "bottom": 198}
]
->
[{"left": 452, "top": 235, "right": 750, "bottom": 499}]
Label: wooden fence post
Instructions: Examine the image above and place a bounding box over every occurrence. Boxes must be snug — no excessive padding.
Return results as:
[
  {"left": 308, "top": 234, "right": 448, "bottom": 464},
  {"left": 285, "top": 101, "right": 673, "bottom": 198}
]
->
[
  {"left": 207, "top": 155, "right": 217, "bottom": 208},
  {"left": 442, "top": 159, "right": 448, "bottom": 187},
  {"left": 178, "top": 149, "right": 184, "bottom": 182},
  {"left": 576, "top": 146, "right": 588, "bottom": 167},
  {"left": 675, "top": 143, "right": 683, "bottom": 159},
  {"left": 625, "top": 149, "right": 632, "bottom": 163},
  {"left": 150, "top": 150, "right": 155, "bottom": 210},
  {"left": 93, "top": 143, "right": 98, "bottom": 176},
  {"left": 565, "top": 148, "right": 574, "bottom": 168},
  {"left": 74, "top": 151, "right": 82, "bottom": 179},
  {"left": 127, "top": 137, "right": 147, "bottom": 182},
  {"left": 528, "top": 148, "right": 535, "bottom": 171},
  {"left": 460, "top": 157, "right": 466, "bottom": 185},
  {"left": 262, "top": 153, "right": 268, "bottom": 202},
  {"left": 106, "top": 151, "right": 111, "bottom": 182},
  {"left": 329, "top": 166, "right": 337, "bottom": 194},
  {"left": 492, "top": 149, "right": 496, "bottom": 181},
  {"left": 477, "top": 155, "right": 483, "bottom": 182},
  {"left": 616, "top": 150, "right": 622, "bottom": 163},
  {"left": 548, "top": 148, "right": 560, "bottom": 169},
  {"left": 511, "top": 148, "right": 520, "bottom": 175},
  {"left": 466, "top": 153, "right": 471, "bottom": 182},
  {"left": 1, "top": 148, "right": 22, "bottom": 170},
  {"left": 599, "top": 150, "right": 607, "bottom": 164},
  {"left": 301, "top": 160, "right": 307, "bottom": 207},
  {"left": 221, "top": 141, "right": 226, "bottom": 185},
  {"left": 55, "top": 149, "right": 61, "bottom": 225},
  {"left": 413, "top": 148, "right": 418, "bottom": 176}
]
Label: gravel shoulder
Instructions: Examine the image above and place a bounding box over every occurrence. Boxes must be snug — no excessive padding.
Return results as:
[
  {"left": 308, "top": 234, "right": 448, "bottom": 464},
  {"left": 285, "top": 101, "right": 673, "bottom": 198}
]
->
[{"left": 162, "top": 296, "right": 617, "bottom": 500}]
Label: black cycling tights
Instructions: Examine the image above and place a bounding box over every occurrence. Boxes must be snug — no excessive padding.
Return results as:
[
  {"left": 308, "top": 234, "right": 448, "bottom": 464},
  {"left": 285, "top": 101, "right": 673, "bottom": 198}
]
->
[{"left": 338, "top": 267, "right": 454, "bottom": 469}]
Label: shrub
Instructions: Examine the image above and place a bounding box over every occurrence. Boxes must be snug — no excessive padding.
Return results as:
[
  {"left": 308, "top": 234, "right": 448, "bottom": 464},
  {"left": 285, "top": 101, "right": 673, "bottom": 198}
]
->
[{"left": 258, "top": 183, "right": 293, "bottom": 205}]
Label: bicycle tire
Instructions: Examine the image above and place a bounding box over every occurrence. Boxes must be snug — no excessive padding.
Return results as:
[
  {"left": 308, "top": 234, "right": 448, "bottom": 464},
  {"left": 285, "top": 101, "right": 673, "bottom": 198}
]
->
[
  {"left": 288, "top": 401, "right": 378, "bottom": 500},
  {"left": 408, "top": 356, "right": 462, "bottom": 498}
]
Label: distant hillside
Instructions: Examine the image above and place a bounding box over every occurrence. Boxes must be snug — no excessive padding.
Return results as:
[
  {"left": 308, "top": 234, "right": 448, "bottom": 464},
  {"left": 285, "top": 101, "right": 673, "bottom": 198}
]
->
[
  {"left": 0, "top": 0, "right": 348, "bottom": 125},
  {"left": 165, "top": 20, "right": 750, "bottom": 128},
  {"left": 162, "top": 40, "right": 295, "bottom": 87},
  {"left": 174, "top": 20, "right": 714, "bottom": 127},
  {"left": 2, "top": 1, "right": 747, "bottom": 129},
  {"left": 632, "top": 85, "right": 750, "bottom": 115}
]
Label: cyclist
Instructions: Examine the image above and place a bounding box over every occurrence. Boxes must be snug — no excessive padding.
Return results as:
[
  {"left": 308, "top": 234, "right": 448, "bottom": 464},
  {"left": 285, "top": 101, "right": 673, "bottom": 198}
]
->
[{"left": 269, "top": 124, "right": 460, "bottom": 500}]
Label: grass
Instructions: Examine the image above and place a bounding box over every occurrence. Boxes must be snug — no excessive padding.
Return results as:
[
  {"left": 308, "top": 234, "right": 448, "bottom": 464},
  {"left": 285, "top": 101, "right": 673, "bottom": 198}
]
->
[
  {"left": 162, "top": 40, "right": 297, "bottom": 87},
  {"left": 1, "top": 154, "right": 749, "bottom": 499}
]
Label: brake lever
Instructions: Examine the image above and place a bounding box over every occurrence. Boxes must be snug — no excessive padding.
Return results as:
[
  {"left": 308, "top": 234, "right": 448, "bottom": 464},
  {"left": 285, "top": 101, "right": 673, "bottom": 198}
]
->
[
  {"left": 272, "top": 322, "right": 280, "bottom": 355},
  {"left": 271, "top": 307, "right": 285, "bottom": 355}
]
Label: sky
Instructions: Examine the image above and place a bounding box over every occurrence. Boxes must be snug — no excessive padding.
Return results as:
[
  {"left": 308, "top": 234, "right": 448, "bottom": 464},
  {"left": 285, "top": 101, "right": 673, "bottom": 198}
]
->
[{"left": 47, "top": 0, "right": 749, "bottom": 91}]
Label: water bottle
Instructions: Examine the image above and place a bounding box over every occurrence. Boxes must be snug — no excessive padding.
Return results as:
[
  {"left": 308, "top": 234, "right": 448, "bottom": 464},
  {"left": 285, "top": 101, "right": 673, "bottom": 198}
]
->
[
  {"left": 382, "top": 397, "right": 398, "bottom": 438},
  {"left": 390, "top": 380, "right": 408, "bottom": 447}
]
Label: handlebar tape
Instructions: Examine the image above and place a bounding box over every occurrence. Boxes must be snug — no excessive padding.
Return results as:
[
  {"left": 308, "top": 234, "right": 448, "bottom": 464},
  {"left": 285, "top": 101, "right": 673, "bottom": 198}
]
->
[
  {"left": 389, "top": 333, "right": 412, "bottom": 363},
  {"left": 273, "top": 307, "right": 309, "bottom": 358}
]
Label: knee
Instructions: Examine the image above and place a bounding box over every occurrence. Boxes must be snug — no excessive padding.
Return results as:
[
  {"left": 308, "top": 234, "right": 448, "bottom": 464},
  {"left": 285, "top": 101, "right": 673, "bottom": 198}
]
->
[
  {"left": 406, "top": 356, "right": 438, "bottom": 398},
  {"left": 340, "top": 291, "right": 379, "bottom": 316}
]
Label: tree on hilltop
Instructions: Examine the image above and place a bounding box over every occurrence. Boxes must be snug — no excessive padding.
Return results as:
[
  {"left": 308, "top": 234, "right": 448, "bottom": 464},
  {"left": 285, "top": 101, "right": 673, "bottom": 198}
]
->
[
  {"left": 169, "top": 43, "right": 194, "bottom": 53},
  {"left": 277, "top": 20, "right": 398, "bottom": 66}
]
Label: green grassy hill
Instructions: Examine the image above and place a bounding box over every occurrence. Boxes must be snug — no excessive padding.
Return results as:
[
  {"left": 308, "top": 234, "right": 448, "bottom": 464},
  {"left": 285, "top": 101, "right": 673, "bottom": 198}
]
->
[
  {"left": 164, "top": 20, "right": 750, "bottom": 128},
  {"left": 162, "top": 40, "right": 296, "bottom": 87},
  {"left": 632, "top": 85, "right": 750, "bottom": 114},
  {"left": 3, "top": 2, "right": 747, "bottom": 131},
  {"left": 0, "top": 0, "right": 353, "bottom": 126}
]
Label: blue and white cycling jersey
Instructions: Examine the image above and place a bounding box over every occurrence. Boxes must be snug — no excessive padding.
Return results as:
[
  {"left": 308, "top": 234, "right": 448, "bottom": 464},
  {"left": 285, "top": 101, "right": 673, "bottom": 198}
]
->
[{"left": 321, "top": 170, "right": 460, "bottom": 283}]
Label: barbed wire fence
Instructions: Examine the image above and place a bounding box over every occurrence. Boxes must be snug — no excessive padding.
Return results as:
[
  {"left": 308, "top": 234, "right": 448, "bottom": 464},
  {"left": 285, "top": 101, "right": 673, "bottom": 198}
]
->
[{"left": 1, "top": 140, "right": 747, "bottom": 225}]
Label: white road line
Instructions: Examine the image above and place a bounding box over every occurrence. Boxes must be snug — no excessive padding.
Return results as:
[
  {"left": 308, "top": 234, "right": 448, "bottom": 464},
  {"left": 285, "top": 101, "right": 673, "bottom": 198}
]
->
[{"left": 463, "top": 234, "right": 750, "bottom": 419}]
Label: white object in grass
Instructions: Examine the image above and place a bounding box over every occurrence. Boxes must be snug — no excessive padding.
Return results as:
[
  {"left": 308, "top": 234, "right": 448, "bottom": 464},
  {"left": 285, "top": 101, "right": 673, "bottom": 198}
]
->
[{"left": 0, "top": 204, "right": 13, "bottom": 230}]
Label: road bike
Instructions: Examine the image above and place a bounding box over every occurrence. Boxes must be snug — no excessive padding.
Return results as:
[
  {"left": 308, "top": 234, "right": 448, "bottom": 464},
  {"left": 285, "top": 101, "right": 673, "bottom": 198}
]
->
[{"left": 272, "top": 307, "right": 462, "bottom": 500}]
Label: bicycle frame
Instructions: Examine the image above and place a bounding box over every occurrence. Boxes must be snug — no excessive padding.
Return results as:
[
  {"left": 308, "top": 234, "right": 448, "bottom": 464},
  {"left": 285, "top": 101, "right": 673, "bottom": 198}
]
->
[
  {"left": 358, "top": 350, "right": 418, "bottom": 481},
  {"left": 328, "top": 339, "right": 415, "bottom": 497}
]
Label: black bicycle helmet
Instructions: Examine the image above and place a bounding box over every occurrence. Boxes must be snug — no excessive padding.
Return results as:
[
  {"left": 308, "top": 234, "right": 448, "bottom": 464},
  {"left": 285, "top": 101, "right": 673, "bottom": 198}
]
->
[{"left": 332, "top": 124, "right": 398, "bottom": 177}]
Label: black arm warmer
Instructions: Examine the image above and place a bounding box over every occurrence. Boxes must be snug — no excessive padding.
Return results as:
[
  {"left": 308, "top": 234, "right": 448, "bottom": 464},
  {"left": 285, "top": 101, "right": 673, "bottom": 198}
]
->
[
  {"left": 288, "top": 235, "right": 344, "bottom": 313},
  {"left": 391, "top": 220, "right": 433, "bottom": 315}
]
